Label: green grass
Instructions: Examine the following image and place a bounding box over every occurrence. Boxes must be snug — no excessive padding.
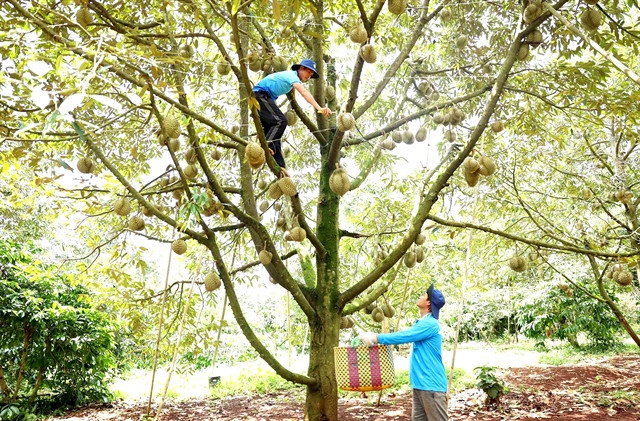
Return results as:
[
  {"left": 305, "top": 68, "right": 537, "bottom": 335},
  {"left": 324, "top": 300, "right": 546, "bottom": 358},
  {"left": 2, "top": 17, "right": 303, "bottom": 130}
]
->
[
  {"left": 538, "top": 342, "right": 639, "bottom": 366},
  {"left": 210, "top": 365, "right": 303, "bottom": 399}
]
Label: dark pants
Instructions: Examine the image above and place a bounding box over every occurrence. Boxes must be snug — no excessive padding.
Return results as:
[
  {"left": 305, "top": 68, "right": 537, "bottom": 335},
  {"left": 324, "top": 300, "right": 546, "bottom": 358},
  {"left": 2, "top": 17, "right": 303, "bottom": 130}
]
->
[{"left": 254, "top": 91, "right": 287, "bottom": 168}]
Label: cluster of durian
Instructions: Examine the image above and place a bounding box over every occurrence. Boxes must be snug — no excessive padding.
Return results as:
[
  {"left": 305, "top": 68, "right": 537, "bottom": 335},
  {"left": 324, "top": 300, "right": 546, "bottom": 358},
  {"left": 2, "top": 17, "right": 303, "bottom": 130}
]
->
[
  {"left": 201, "top": 189, "right": 225, "bottom": 217},
  {"left": 340, "top": 316, "right": 355, "bottom": 329},
  {"left": 178, "top": 43, "right": 195, "bottom": 59},
  {"left": 329, "top": 164, "right": 350, "bottom": 196},
  {"left": 113, "top": 197, "right": 147, "bottom": 232},
  {"left": 606, "top": 263, "right": 633, "bottom": 286},
  {"left": 386, "top": 126, "right": 428, "bottom": 148},
  {"left": 364, "top": 302, "right": 396, "bottom": 323},
  {"left": 245, "top": 51, "right": 288, "bottom": 74},
  {"left": 158, "top": 114, "right": 182, "bottom": 152},
  {"left": 432, "top": 107, "right": 465, "bottom": 127},
  {"left": 462, "top": 155, "right": 497, "bottom": 187},
  {"left": 268, "top": 176, "right": 297, "bottom": 200},
  {"left": 417, "top": 81, "right": 441, "bottom": 103},
  {"left": 608, "top": 189, "right": 634, "bottom": 204},
  {"left": 509, "top": 255, "right": 528, "bottom": 272},
  {"left": 404, "top": 232, "right": 427, "bottom": 268},
  {"left": 580, "top": 0, "right": 603, "bottom": 31},
  {"left": 522, "top": 0, "right": 544, "bottom": 24}
]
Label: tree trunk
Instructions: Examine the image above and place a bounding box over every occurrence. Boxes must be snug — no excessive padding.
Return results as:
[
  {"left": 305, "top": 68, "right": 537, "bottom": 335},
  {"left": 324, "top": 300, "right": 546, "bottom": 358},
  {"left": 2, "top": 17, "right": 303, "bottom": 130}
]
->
[
  {"left": 0, "top": 365, "right": 13, "bottom": 402},
  {"left": 305, "top": 315, "right": 340, "bottom": 421}
]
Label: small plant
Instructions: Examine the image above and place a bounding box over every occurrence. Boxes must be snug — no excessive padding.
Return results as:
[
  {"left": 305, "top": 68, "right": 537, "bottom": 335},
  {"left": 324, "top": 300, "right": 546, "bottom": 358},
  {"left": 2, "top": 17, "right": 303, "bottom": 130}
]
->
[{"left": 474, "top": 366, "right": 507, "bottom": 408}]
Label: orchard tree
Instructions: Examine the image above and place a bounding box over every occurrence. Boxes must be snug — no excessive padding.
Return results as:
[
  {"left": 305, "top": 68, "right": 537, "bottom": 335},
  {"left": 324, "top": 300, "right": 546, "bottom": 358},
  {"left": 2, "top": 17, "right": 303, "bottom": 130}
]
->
[{"left": 1, "top": 0, "right": 639, "bottom": 419}]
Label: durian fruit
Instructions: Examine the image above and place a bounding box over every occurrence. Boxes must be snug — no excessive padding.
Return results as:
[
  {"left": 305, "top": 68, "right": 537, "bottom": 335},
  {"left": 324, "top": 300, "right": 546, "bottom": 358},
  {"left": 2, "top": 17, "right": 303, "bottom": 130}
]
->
[
  {"left": 329, "top": 164, "right": 350, "bottom": 196},
  {"left": 387, "top": 0, "right": 408, "bottom": 14},
  {"left": 114, "top": 197, "right": 131, "bottom": 216},
  {"left": 259, "top": 248, "right": 273, "bottom": 265},
  {"left": 444, "top": 129, "right": 456, "bottom": 142},
  {"left": 204, "top": 272, "right": 221, "bottom": 291},
  {"left": 381, "top": 139, "right": 395, "bottom": 150},
  {"left": 271, "top": 56, "right": 288, "bottom": 72},
  {"left": 157, "top": 133, "right": 167, "bottom": 147},
  {"left": 268, "top": 182, "right": 284, "bottom": 200},
  {"left": 290, "top": 226, "right": 306, "bottom": 242},
  {"left": 402, "top": 130, "right": 414, "bottom": 144},
  {"left": 391, "top": 131, "right": 403, "bottom": 143},
  {"left": 415, "top": 246, "right": 425, "bottom": 263},
  {"left": 141, "top": 206, "right": 152, "bottom": 216},
  {"left": 615, "top": 270, "right": 633, "bottom": 286},
  {"left": 360, "top": 45, "right": 377, "bottom": 63},
  {"left": 217, "top": 61, "right": 231, "bottom": 75},
  {"left": 523, "top": 1, "right": 543, "bottom": 24},
  {"left": 558, "top": 283, "right": 573, "bottom": 297},
  {"left": 526, "top": 30, "right": 543, "bottom": 48},
  {"left": 172, "top": 239, "right": 187, "bottom": 255},
  {"left": 416, "top": 127, "right": 427, "bottom": 142},
  {"left": 326, "top": 85, "right": 336, "bottom": 102},
  {"left": 128, "top": 216, "right": 145, "bottom": 231},
  {"left": 168, "top": 137, "right": 180, "bottom": 152},
  {"left": 183, "top": 164, "right": 198, "bottom": 180},
  {"left": 404, "top": 251, "right": 417, "bottom": 268},
  {"left": 185, "top": 147, "right": 198, "bottom": 164},
  {"left": 76, "top": 7, "right": 92, "bottom": 27},
  {"left": 211, "top": 148, "right": 222, "bottom": 161},
  {"left": 285, "top": 109, "right": 297, "bottom": 126},
  {"left": 245, "top": 141, "right": 265, "bottom": 169},
  {"left": 261, "top": 58, "right": 273, "bottom": 73},
  {"left": 274, "top": 202, "right": 282, "bottom": 211},
  {"left": 440, "top": 8, "right": 451, "bottom": 23},
  {"left": 417, "top": 82, "right": 431, "bottom": 94},
  {"left": 430, "top": 91, "right": 440, "bottom": 101},
  {"left": 365, "top": 303, "right": 377, "bottom": 314},
  {"left": 464, "top": 169, "right": 480, "bottom": 187},
  {"left": 615, "top": 190, "right": 633, "bottom": 204},
  {"left": 491, "top": 120, "right": 504, "bottom": 133},
  {"left": 276, "top": 216, "right": 286, "bottom": 228},
  {"left": 463, "top": 157, "right": 480, "bottom": 173},
  {"left": 381, "top": 303, "right": 395, "bottom": 318},
  {"left": 178, "top": 44, "right": 194, "bottom": 58},
  {"left": 477, "top": 156, "right": 497, "bottom": 176},
  {"left": 349, "top": 24, "right": 368, "bottom": 44},
  {"left": 517, "top": 43, "right": 530, "bottom": 61},
  {"left": 581, "top": 188, "right": 592, "bottom": 200},
  {"left": 259, "top": 200, "right": 269, "bottom": 212},
  {"left": 340, "top": 316, "right": 355, "bottom": 329},
  {"left": 163, "top": 114, "right": 181, "bottom": 138},
  {"left": 509, "top": 255, "right": 528, "bottom": 272},
  {"left": 337, "top": 113, "right": 356, "bottom": 132},
  {"left": 77, "top": 157, "right": 96, "bottom": 174},
  {"left": 172, "top": 188, "right": 183, "bottom": 201},
  {"left": 371, "top": 307, "right": 385, "bottom": 322},
  {"left": 278, "top": 177, "right": 297, "bottom": 196},
  {"left": 580, "top": 8, "right": 603, "bottom": 31},
  {"left": 455, "top": 35, "right": 468, "bottom": 49},
  {"left": 449, "top": 107, "right": 464, "bottom": 125},
  {"left": 432, "top": 113, "right": 445, "bottom": 125},
  {"left": 257, "top": 179, "right": 268, "bottom": 190},
  {"left": 415, "top": 233, "right": 426, "bottom": 245}
]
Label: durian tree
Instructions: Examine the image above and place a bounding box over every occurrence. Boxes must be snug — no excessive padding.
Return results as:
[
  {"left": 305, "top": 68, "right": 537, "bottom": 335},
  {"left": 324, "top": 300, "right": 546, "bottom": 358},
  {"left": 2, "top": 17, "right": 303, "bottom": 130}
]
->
[{"left": 2, "top": 0, "right": 640, "bottom": 419}]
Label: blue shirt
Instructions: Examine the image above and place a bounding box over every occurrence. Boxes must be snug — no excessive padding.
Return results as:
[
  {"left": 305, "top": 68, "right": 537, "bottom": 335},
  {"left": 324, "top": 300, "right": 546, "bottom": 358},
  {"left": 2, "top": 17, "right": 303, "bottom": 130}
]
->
[
  {"left": 253, "top": 70, "right": 301, "bottom": 101},
  {"left": 378, "top": 314, "right": 447, "bottom": 393}
]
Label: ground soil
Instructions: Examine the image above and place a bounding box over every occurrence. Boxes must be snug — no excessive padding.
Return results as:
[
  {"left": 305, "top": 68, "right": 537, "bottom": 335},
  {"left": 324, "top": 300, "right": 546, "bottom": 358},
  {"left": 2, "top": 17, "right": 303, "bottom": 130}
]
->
[{"left": 49, "top": 354, "right": 640, "bottom": 421}]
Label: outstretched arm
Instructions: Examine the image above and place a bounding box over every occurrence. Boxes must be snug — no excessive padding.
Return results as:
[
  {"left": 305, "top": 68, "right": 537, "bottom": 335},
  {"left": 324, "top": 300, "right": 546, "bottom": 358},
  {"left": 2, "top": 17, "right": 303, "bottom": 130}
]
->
[{"left": 292, "top": 82, "right": 332, "bottom": 117}]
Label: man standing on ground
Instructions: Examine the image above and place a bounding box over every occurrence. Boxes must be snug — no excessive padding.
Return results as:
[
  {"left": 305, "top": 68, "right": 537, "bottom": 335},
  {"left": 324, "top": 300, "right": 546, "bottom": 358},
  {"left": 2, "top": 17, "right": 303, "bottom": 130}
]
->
[
  {"left": 359, "top": 284, "right": 448, "bottom": 421},
  {"left": 252, "top": 58, "right": 332, "bottom": 175}
]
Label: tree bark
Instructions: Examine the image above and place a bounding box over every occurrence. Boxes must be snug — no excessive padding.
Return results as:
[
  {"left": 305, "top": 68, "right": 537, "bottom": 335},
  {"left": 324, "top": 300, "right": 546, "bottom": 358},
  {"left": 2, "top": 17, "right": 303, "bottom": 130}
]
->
[{"left": 305, "top": 314, "right": 340, "bottom": 421}]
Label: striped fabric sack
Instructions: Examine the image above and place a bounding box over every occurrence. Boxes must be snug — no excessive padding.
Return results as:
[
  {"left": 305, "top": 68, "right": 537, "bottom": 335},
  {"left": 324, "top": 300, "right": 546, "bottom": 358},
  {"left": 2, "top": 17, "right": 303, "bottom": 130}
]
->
[{"left": 333, "top": 345, "right": 395, "bottom": 392}]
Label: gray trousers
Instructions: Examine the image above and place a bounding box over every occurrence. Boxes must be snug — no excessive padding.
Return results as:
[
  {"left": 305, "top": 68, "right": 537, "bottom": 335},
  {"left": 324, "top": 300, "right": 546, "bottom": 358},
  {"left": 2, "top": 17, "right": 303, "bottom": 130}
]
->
[{"left": 412, "top": 389, "right": 448, "bottom": 421}]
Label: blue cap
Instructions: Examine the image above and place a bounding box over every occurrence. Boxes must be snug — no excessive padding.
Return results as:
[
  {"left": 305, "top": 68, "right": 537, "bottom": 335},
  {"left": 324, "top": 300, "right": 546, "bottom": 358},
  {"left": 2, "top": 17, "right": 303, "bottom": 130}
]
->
[
  {"left": 427, "top": 284, "right": 445, "bottom": 320},
  {"left": 291, "top": 59, "right": 320, "bottom": 79}
]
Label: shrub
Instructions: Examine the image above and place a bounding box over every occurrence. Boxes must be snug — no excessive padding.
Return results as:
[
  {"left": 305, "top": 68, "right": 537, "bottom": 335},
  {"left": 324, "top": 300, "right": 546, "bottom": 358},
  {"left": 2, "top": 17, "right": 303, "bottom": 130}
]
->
[{"left": 473, "top": 366, "right": 506, "bottom": 408}]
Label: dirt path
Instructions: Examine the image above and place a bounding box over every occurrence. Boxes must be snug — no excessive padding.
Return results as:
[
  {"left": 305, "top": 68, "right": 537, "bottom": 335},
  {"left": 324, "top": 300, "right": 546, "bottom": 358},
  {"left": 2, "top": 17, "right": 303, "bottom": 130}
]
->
[{"left": 48, "top": 354, "right": 640, "bottom": 421}]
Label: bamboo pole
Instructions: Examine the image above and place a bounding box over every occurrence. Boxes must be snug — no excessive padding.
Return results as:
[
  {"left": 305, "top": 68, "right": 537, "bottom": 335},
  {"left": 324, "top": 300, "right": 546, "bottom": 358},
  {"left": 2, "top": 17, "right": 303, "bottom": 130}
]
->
[
  {"left": 545, "top": 3, "right": 640, "bottom": 86},
  {"left": 155, "top": 253, "right": 204, "bottom": 421},
  {"left": 447, "top": 187, "right": 479, "bottom": 393},
  {"left": 145, "top": 236, "right": 174, "bottom": 417}
]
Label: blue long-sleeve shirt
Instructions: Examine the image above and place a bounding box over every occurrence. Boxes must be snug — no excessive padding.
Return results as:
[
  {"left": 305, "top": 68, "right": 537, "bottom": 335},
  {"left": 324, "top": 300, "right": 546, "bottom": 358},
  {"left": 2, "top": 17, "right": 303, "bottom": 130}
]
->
[{"left": 378, "top": 313, "right": 448, "bottom": 392}]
